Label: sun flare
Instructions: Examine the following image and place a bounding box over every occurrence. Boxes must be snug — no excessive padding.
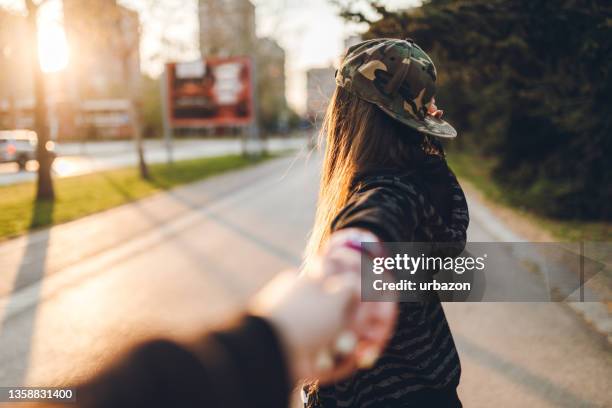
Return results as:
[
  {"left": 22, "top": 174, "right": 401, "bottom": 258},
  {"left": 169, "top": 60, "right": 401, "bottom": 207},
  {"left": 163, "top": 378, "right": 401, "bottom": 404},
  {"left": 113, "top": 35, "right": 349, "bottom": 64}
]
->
[{"left": 37, "top": 4, "right": 69, "bottom": 73}]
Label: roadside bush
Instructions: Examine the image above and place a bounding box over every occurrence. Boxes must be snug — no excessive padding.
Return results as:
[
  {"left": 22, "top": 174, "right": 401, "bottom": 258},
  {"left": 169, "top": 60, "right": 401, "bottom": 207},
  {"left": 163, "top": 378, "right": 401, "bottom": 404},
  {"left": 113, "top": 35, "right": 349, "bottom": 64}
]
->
[{"left": 339, "top": 0, "right": 612, "bottom": 220}]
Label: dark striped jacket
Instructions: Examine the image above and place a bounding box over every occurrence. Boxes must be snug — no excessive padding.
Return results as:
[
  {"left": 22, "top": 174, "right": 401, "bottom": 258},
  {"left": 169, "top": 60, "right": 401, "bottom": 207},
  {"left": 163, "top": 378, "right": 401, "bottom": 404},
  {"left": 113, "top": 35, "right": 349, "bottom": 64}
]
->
[{"left": 310, "top": 159, "right": 469, "bottom": 408}]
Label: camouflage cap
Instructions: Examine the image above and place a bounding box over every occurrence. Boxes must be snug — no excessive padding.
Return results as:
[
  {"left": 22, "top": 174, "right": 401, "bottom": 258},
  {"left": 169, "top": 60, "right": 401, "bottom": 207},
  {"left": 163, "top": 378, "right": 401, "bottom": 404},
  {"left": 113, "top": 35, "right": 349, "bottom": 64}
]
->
[{"left": 336, "top": 38, "right": 457, "bottom": 138}]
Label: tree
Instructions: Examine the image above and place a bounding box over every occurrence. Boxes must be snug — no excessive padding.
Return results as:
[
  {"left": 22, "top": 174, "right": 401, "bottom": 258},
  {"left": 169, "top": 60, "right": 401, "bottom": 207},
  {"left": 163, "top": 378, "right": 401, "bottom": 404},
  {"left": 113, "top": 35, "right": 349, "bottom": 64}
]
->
[
  {"left": 141, "top": 74, "right": 163, "bottom": 139},
  {"left": 25, "top": 0, "right": 55, "bottom": 200},
  {"left": 114, "top": 6, "right": 150, "bottom": 180},
  {"left": 336, "top": 0, "right": 612, "bottom": 220}
]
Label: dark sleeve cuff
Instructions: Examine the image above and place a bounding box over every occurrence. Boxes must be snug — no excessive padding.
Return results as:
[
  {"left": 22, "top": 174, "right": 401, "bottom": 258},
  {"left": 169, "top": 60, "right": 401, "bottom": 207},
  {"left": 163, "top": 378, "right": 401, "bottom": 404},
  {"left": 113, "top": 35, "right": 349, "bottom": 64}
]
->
[
  {"left": 196, "top": 315, "right": 291, "bottom": 408},
  {"left": 77, "top": 339, "right": 215, "bottom": 408}
]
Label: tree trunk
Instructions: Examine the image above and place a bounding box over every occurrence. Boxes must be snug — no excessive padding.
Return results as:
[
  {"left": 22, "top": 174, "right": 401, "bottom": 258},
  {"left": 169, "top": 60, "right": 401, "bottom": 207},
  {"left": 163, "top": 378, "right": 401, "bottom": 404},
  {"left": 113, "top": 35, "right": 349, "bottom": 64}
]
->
[
  {"left": 129, "top": 100, "right": 149, "bottom": 180},
  {"left": 121, "top": 42, "right": 149, "bottom": 180},
  {"left": 26, "top": 0, "right": 55, "bottom": 201}
]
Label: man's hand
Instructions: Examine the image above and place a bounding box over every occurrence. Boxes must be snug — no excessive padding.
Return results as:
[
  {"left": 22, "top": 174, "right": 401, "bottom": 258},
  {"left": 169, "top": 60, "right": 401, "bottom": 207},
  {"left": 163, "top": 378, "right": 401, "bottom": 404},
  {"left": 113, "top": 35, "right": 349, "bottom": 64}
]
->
[{"left": 251, "top": 229, "right": 398, "bottom": 384}]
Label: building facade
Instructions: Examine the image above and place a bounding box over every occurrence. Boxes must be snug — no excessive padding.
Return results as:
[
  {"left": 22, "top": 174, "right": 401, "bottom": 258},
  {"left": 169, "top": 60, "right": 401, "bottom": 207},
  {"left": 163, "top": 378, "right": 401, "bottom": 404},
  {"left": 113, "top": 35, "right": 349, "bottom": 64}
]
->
[
  {"left": 0, "top": 2, "right": 140, "bottom": 139},
  {"left": 0, "top": 10, "right": 33, "bottom": 129},
  {"left": 344, "top": 34, "right": 362, "bottom": 51},
  {"left": 197, "top": 0, "right": 289, "bottom": 133},
  {"left": 306, "top": 67, "right": 336, "bottom": 123},
  {"left": 255, "top": 37, "right": 288, "bottom": 132},
  {"left": 198, "top": 0, "right": 256, "bottom": 58},
  {"left": 63, "top": 0, "right": 141, "bottom": 100}
]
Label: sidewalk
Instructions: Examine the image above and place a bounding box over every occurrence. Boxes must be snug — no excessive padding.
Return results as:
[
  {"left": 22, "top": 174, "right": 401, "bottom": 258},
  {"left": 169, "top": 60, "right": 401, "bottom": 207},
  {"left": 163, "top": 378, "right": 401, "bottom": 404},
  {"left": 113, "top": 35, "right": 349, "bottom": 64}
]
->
[
  {"left": 0, "top": 156, "right": 298, "bottom": 299},
  {"left": 462, "top": 181, "right": 612, "bottom": 346},
  {"left": 0, "top": 136, "right": 309, "bottom": 185},
  {"left": 55, "top": 136, "right": 308, "bottom": 157}
]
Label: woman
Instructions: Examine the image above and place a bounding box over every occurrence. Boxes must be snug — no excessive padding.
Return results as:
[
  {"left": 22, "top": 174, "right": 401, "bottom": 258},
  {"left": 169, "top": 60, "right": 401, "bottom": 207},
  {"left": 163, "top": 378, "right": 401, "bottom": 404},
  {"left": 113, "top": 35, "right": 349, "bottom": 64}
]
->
[{"left": 304, "top": 38, "right": 470, "bottom": 407}]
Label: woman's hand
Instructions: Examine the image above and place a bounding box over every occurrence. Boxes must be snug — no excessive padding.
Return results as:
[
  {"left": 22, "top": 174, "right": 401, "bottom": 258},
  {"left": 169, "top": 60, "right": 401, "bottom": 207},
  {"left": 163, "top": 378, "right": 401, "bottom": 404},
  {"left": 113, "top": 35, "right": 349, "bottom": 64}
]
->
[
  {"left": 315, "top": 229, "right": 398, "bottom": 382},
  {"left": 250, "top": 228, "right": 398, "bottom": 385}
]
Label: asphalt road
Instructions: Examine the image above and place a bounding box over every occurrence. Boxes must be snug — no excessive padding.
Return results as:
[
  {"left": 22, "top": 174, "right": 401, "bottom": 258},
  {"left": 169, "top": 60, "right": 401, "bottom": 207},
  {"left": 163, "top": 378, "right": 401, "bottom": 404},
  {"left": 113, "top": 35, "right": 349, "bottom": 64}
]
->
[
  {"left": 0, "top": 153, "right": 610, "bottom": 407},
  {"left": 0, "top": 137, "right": 307, "bottom": 186}
]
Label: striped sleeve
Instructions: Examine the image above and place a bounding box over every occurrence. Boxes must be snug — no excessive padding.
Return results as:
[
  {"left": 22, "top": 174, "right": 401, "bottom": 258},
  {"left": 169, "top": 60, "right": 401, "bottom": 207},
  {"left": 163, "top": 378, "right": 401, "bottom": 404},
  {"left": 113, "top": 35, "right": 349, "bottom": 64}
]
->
[
  {"left": 421, "top": 167, "right": 470, "bottom": 257},
  {"left": 331, "top": 170, "right": 469, "bottom": 256}
]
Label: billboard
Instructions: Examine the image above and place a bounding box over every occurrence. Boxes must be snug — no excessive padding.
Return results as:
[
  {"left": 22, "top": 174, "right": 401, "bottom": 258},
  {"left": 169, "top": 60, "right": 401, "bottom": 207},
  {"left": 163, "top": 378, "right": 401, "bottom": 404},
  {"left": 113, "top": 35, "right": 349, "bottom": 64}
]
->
[{"left": 165, "top": 57, "right": 254, "bottom": 127}]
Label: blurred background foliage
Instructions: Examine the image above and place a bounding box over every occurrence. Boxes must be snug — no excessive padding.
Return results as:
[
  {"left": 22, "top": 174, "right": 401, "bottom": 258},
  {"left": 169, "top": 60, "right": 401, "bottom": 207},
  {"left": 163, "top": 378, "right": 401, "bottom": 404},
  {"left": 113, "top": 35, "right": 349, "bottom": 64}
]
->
[
  {"left": 339, "top": 0, "right": 611, "bottom": 221},
  {"left": 141, "top": 75, "right": 164, "bottom": 139}
]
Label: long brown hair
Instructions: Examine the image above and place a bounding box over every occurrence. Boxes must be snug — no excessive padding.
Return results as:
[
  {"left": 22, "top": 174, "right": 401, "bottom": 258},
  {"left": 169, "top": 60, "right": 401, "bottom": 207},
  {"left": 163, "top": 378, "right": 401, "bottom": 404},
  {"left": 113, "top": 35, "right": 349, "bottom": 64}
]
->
[{"left": 304, "top": 86, "right": 427, "bottom": 264}]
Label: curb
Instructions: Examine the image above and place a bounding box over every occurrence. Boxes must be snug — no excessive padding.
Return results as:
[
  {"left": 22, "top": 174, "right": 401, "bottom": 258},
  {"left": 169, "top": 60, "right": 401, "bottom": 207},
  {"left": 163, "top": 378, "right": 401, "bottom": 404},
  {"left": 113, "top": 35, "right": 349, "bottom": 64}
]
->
[
  {"left": 566, "top": 302, "right": 612, "bottom": 347},
  {"left": 466, "top": 189, "right": 612, "bottom": 347}
]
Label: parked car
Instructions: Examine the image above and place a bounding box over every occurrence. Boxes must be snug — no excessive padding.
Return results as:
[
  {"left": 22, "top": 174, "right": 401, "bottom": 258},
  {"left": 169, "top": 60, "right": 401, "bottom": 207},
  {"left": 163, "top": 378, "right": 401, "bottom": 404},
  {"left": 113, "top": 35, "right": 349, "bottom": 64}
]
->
[{"left": 0, "top": 130, "right": 56, "bottom": 170}]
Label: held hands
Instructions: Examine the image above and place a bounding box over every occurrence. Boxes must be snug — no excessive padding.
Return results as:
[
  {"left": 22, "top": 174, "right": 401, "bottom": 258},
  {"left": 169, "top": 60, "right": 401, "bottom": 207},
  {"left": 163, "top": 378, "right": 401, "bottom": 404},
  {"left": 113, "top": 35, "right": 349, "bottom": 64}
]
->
[{"left": 250, "top": 228, "right": 398, "bottom": 384}]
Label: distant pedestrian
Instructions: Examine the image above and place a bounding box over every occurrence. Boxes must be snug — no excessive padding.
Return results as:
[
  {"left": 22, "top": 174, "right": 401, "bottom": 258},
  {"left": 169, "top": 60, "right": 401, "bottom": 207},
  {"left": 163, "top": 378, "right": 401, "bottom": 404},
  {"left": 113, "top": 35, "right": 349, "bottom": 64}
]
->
[{"left": 303, "top": 38, "right": 470, "bottom": 407}]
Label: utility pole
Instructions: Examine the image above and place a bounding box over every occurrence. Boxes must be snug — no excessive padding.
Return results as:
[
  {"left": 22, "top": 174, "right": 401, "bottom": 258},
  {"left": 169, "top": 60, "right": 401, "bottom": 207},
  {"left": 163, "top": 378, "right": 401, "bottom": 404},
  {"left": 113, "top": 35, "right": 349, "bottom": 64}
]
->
[
  {"left": 245, "top": 55, "right": 262, "bottom": 157},
  {"left": 160, "top": 66, "right": 173, "bottom": 164}
]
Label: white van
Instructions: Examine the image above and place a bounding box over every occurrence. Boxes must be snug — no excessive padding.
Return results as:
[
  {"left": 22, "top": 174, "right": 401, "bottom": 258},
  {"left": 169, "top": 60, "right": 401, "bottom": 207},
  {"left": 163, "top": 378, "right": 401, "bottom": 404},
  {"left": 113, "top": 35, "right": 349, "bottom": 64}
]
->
[{"left": 0, "top": 130, "right": 50, "bottom": 170}]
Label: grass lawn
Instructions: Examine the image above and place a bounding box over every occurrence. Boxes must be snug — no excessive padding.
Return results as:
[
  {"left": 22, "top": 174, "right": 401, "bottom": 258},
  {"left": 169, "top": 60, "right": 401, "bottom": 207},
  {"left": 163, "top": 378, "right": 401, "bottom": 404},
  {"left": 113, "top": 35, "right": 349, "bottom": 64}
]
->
[
  {"left": 0, "top": 153, "right": 276, "bottom": 241},
  {"left": 447, "top": 151, "right": 611, "bottom": 242}
]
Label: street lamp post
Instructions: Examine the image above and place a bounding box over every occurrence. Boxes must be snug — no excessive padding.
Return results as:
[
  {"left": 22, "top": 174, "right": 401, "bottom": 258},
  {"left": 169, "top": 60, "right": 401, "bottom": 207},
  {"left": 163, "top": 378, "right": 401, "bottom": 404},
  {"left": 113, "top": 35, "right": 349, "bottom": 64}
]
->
[{"left": 160, "top": 66, "right": 173, "bottom": 164}]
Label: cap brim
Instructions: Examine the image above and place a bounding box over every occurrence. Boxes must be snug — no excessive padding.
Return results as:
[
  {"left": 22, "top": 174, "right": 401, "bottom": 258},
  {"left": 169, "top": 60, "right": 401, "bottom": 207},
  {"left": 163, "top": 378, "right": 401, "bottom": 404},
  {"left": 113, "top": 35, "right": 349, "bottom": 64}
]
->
[
  {"left": 378, "top": 105, "right": 457, "bottom": 138},
  {"left": 418, "top": 115, "right": 457, "bottom": 138}
]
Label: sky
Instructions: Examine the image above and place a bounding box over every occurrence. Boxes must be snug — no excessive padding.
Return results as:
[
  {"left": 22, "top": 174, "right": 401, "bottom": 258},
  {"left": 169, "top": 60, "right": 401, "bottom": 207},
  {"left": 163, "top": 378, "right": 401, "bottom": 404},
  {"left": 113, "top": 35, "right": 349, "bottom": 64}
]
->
[{"left": 0, "top": 0, "right": 419, "bottom": 113}]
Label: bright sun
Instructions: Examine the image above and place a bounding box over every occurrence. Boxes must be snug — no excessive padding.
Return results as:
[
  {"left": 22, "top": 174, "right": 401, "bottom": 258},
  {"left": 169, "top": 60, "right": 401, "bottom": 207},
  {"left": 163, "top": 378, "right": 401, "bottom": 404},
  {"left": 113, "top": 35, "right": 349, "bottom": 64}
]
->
[{"left": 37, "top": 3, "right": 69, "bottom": 73}]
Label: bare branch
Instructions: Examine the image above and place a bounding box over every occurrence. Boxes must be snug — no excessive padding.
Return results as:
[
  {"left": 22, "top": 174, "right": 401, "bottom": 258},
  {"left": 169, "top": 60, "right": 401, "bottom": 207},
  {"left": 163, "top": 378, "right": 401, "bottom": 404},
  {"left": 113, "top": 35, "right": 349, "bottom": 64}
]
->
[{"left": 24, "top": 0, "right": 49, "bottom": 13}]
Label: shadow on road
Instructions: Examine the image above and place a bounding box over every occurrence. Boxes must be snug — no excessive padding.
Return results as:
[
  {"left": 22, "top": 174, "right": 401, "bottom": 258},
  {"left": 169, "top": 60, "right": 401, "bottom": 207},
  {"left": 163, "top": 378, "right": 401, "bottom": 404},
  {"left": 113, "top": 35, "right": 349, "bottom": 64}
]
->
[
  {"left": 0, "top": 200, "right": 54, "bottom": 386},
  {"left": 164, "top": 187, "right": 301, "bottom": 266},
  {"left": 456, "top": 335, "right": 598, "bottom": 407}
]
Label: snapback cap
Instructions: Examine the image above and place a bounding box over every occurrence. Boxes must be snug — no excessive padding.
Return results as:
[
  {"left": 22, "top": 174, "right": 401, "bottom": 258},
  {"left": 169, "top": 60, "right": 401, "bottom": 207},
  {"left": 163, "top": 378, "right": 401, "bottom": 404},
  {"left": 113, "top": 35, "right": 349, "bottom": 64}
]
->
[{"left": 336, "top": 38, "right": 457, "bottom": 138}]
